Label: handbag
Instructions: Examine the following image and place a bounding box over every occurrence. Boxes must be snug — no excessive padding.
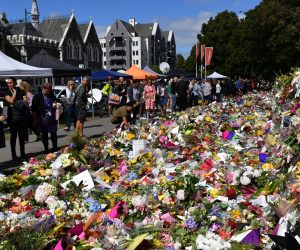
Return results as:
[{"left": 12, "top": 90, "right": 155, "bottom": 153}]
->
[{"left": 41, "top": 112, "right": 53, "bottom": 124}]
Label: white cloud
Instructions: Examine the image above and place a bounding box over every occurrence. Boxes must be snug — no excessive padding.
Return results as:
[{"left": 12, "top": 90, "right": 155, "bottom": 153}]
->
[{"left": 159, "top": 11, "right": 214, "bottom": 58}]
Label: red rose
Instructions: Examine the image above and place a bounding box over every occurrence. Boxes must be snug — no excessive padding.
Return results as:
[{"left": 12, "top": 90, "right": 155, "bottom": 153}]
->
[{"left": 226, "top": 188, "right": 237, "bottom": 199}]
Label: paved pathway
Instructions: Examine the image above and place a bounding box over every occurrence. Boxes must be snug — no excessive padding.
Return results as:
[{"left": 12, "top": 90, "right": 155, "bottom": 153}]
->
[{"left": 0, "top": 116, "right": 113, "bottom": 174}]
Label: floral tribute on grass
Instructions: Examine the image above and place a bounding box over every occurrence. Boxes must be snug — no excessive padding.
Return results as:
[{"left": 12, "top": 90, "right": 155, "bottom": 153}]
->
[{"left": 0, "top": 72, "right": 299, "bottom": 249}]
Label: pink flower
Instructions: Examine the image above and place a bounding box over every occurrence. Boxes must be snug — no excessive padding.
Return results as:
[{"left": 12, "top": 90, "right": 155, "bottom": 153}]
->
[
  {"left": 35, "top": 208, "right": 51, "bottom": 218},
  {"left": 29, "top": 157, "right": 38, "bottom": 165},
  {"left": 164, "top": 121, "right": 174, "bottom": 126},
  {"left": 225, "top": 172, "right": 234, "bottom": 184},
  {"left": 159, "top": 136, "right": 168, "bottom": 144}
]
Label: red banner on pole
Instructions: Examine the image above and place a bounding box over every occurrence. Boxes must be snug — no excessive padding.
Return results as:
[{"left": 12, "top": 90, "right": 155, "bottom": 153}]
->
[
  {"left": 200, "top": 45, "right": 205, "bottom": 64},
  {"left": 205, "top": 47, "right": 214, "bottom": 65},
  {"left": 194, "top": 43, "right": 199, "bottom": 62}
]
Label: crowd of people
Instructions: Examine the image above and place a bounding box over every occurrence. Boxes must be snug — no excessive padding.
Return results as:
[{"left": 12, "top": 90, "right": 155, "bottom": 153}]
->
[
  {"left": 103, "top": 76, "right": 273, "bottom": 129},
  {"left": 0, "top": 76, "right": 91, "bottom": 162},
  {"left": 0, "top": 74, "right": 273, "bottom": 162}
]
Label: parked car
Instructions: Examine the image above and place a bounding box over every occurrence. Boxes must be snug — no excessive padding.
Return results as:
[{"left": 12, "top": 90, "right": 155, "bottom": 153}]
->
[{"left": 54, "top": 86, "right": 67, "bottom": 99}]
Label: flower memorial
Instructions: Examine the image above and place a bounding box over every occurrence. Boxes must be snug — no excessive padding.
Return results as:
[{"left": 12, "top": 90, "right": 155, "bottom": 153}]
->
[{"left": 0, "top": 72, "right": 300, "bottom": 249}]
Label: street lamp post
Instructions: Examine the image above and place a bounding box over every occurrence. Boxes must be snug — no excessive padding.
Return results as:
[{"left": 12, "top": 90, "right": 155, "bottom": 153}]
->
[{"left": 24, "top": 8, "right": 32, "bottom": 62}]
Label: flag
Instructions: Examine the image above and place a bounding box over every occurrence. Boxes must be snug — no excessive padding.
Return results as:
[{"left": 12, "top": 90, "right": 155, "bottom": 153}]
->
[
  {"left": 200, "top": 45, "right": 205, "bottom": 64},
  {"left": 205, "top": 47, "right": 214, "bottom": 65},
  {"left": 194, "top": 42, "right": 199, "bottom": 62}
]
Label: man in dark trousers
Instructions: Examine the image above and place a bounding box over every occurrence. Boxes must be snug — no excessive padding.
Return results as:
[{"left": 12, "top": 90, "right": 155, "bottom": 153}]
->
[
  {"left": 127, "top": 80, "right": 140, "bottom": 123},
  {"left": 31, "top": 83, "right": 59, "bottom": 153},
  {"left": 74, "top": 76, "right": 91, "bottom": 137},
  {"left": 175, "top": 76, "right": 189, "bottom": 111},
  {"left": 4, "top": 77, "right": 28, "bottom": 161}
]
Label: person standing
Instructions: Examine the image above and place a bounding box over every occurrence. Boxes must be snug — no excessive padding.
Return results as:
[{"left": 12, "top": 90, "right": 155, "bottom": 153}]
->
[
  {"left": 157, "top": 80, "right": 168, "bottom": 115},
  {"left": 4, "top": 77, "right": 28, "bottom": 161},
  {"left": 74, "top": 76, "right": 91, "bottom": 137},
  {"left": 216, "top": 80, "right": 222, "bottom": 103},
  {"left": 175, "top": 76, "right": 189, "bottom": 111},
  {"left": 64, "top": 80, "right": 77, "bottom": 131},
  {"left": 31, "top": 83, "right": 59, "bottom": 153},
  {"left": 191, "top": 79, "right": 201, "bottom": 106},
  {"left": 0, "top": 106, "right": 6, "bottom": 150},
  {"left": 138, "top": 80, "right": 146, "bottom": 118},
  {"left": 143, "top": 80, "right": 156, "bottom": 121},
  {"left": 202, "top": 80, "right": 212, "bottom": 103},
  {"left": 127, "top": 80, "right": 140, "bottom": 123},
  {"left": 20, "top": 79, "right": 41, "bottom": 142}
]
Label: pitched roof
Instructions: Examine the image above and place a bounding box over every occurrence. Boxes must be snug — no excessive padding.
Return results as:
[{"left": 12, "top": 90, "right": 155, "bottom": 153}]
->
[
  {"left": 38, "top": 17, "right": 69, "bottom": 41},
  {"left": 134, "top": 23, "right": 154, "bottom": 37},
  {"left": 119, "top": 20, "right": 136, "bottom": 34},
  {"left": 162, "top": 31, "right": 170, "bottom": 40},
  {"left": 0, "top": 20, "right": 6, "bottom": 29},
  {"left": 78, "top": 23, "right": 89, "bottom": 38},
  {"left": 7, "top": 22, "right": 44, "bottom": 37},
  {"left": 27, "top": 49, "right": 90, "bottom": 77}
]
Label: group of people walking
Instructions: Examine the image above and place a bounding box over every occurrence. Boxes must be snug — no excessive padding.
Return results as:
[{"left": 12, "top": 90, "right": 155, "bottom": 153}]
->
[{"left": 0, "top": 76, "right": 91, "bottom": 162}]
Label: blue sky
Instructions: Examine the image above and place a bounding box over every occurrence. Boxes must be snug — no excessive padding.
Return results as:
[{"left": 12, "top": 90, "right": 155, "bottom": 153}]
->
[{"left": 1, "top": 0, "right": 261, "bottom": 57}]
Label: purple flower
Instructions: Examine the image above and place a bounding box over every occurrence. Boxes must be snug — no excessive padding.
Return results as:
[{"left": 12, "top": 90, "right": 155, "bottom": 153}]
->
[
  {"left": 126, "top": 171, "right": 137, "bottom": 181},
  {"left": 185, "top": 218, "right": 198, "bottom": 229}
]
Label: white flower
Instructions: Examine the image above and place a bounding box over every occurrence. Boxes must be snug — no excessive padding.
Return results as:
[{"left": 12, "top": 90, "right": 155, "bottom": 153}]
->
[
  {"left": 240, "top": 175, "right": 251, "bottom": 185},
  {"left": 196, "top": 232, "right": 231, "bottom": 250},
  {"left": 131, "top": 195, "right": 148, "bottom": 208},
  {"left": 253, "top": 169, "right": 261, "bottom": 177},
  {"left": 45, "top": 196, "right": 59, "bottom": 209},
  {"left": 176, "top": 189, "right": 185, "bottom": 200},
  {"left": 35, "top": 182, "right": 56, "bottom": 203}
]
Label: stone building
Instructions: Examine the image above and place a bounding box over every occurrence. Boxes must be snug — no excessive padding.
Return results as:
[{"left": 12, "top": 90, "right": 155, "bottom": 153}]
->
[
  {"left": 0, "top": 0, "right": 102, "bottom": 70},
  {"left": 100, "top": 18, "right": 176, "bottom": 71}
]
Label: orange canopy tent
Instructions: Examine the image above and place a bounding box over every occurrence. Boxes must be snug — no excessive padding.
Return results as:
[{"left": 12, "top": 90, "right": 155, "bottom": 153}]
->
[{"left": 125, "top": 64, "right": 157, "bottom": 80}]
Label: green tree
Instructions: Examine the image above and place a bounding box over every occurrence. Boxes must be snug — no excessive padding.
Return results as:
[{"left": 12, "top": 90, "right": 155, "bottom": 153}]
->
[
  {"left": 198, "top": 11, "right": 240, "bottom": 77},
  {"left": 151, "top": 65, "right": 162, "bottom": 74},
  {"left": 176, "top": 54, "right": 186, "bottom": 70},
  {"left": 185, "top": 45, "right": 196, "bottom": 74},
  {"left": 197, "top": 0, "right": 300, "bottom": 79}
]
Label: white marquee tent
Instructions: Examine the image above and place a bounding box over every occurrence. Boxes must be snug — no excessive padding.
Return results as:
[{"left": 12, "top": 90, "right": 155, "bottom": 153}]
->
[
  {"left": 0, "top": 50, "right": 52, "bottom": 77},
  {"left": 207, "top": 72, "right": 227, "bottom": 79}
]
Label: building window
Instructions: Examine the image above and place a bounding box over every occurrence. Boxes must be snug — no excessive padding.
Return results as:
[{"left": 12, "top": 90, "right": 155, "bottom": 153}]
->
[
  {"left": 136, "top": 41, "right": 138, "bottom": 46},
  {"left": 136, "top": 60, "right": 139, "bottom": 64},
  {"left": 104, "top": 61, "right": 106, "bottom": 66},
  {"left": 104, "top": 52, "right": 106, "bottom": 56},
  {"left": 74, "top": 40, "right": 81, "bottom": 59},
  {"left": 104, "top": 43, "right": 106, "bottom": 48},
  {"left": 67, "top": 39, "right": 74, "bottom": 59},
  {"left": 94, "top": 46, "right": 99, "bottom": 61},
  {"left": 136, "top": 51, "right": 139, "bottom": 56},
  {"left": 87, "top": 43, "right": 93, "bottom": 61},
  {"left": 133, "top": 51, "right": 135, "bottom": 56}
]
